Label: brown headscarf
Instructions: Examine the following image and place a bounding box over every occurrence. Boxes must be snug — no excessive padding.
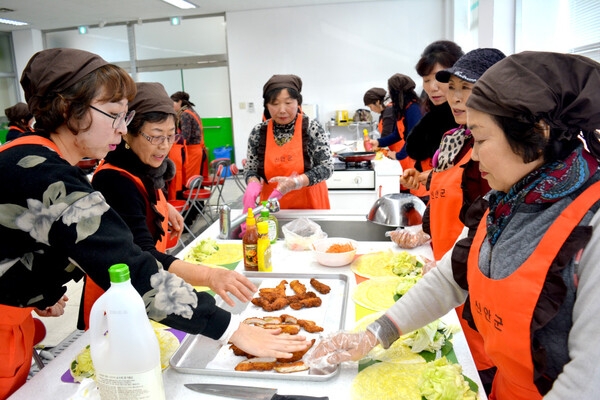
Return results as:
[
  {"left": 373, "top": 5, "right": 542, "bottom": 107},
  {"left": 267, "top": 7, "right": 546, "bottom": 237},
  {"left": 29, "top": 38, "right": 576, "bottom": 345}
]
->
[
  {"left": 363, "top": 87, "right": 387, "bottom": 105},
  {"left": 262, "top": 74, "right": 303, "bottom": 99},
  {"left": 5, "top": 102, "right": 32, "bottom": 123},
  {"left": 20, "top": 48, "right": 109, "bottom": 107},
  {"left": 467, "top": 51, "right": 600, "bottom": 134},
  {"left": 387, "top": 74, "right": 416, "bottom": 93},
  {"left": 129, "top": 82, "right": 175, "bottom": 116}
]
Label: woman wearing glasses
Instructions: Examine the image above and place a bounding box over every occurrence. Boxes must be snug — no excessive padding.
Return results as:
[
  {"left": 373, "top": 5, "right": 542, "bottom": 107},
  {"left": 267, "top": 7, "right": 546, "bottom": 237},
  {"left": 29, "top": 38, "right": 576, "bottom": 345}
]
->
[
  {"left": 0, "top": 49, "right": 310, "bottom": 400},
  {"left": 84, "top": 82, "right": 257, "bottom": 329}
]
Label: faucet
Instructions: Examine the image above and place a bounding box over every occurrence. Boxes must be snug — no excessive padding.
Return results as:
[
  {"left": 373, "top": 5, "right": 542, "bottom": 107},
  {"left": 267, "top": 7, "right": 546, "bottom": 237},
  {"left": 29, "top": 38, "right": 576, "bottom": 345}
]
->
[{"left": 220, "top": 198, "right": 280, "bottom": 239}]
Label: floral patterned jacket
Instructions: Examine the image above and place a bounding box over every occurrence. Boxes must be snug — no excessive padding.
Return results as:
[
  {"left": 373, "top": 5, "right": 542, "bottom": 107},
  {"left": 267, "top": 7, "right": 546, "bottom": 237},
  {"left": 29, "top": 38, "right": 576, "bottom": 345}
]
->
[{"left": 0, "top": 133, "right": 230, "bottom": 338}]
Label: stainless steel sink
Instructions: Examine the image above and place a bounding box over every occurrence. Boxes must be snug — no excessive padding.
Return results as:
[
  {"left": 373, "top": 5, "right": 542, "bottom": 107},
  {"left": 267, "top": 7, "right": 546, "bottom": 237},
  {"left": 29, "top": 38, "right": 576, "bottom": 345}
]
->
[{"left": 227, "top": 209, "right": 395, "bottom": 241}]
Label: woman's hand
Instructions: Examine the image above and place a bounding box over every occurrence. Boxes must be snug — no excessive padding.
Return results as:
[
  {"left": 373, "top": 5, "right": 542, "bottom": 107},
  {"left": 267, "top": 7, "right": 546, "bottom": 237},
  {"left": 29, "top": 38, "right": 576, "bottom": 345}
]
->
[
  {"left": 305, "top": 330, "right": 378, "bottom": 367},
  {"left": 167, "top": 202, "right": 184, "bottom": 239},
  {"left": 369, "top": 139, "right": 380, "bottom": 150},
  {"left": 401, "top": 168, "right": 420, "bottom": 189},
  {"left": 204, "top": 267, "right": 257, "bottom": 307},
  {"left": 386, "top": 150, "right": 396, "bottom": 160},
  {"left": 229, "top": 322, "right": 311, "bottom": 359},
  {"left": 34, "top": 295, "right": 69, "bottom": 317},
  {"left": 269, "top": 174, "right": 307, "bottom": 196}
]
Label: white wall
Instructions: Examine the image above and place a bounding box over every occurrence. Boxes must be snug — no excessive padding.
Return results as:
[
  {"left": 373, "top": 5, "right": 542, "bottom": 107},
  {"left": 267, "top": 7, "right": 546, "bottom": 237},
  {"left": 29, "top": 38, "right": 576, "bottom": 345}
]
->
[
  {"left": 226, "top": 0, "right": 448, "bottom": 164},
  {"left": 11, "top": 29, "right": 44, "bottom": 102}
]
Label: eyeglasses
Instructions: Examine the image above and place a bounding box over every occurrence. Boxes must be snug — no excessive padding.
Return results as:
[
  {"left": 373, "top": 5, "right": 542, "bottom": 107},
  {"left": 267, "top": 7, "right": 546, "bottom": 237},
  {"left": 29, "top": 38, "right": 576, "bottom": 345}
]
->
[
  {"left": 140, "top": 132, "right": 182, "bottom": 145},
  {"left": 90, "top": 105, "right": 135, "bottom": 129}
]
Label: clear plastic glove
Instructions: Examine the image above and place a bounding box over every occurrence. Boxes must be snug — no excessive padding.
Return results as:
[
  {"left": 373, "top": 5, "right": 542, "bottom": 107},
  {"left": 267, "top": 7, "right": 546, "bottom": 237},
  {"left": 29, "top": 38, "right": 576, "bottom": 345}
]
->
[
  {"left": 305, "top": 330, "right": 378, "bottom": 373},
  {"left": 242, "top": 181, "right": 262, "bottom": 212},
  {"left": 268, "top": 174, "right": 303, "bottom": 196},
  {"left": 386, "top": 226, "right": 431, "bottom": 249},
  {"left": 422, "top": 257, "right": 437, "bottom": 275}
]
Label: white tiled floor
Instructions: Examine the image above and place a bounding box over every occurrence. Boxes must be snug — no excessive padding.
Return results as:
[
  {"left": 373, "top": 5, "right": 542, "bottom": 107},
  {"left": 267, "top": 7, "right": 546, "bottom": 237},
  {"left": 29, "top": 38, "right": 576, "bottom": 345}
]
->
[{"left": 35, "top": 177, "right": 244, "bottom": 350}]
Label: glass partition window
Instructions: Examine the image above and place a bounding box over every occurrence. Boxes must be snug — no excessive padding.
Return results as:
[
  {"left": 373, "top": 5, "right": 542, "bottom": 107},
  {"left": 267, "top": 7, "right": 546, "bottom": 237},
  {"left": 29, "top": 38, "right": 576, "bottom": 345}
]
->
[
  {"left": 135, "top": 16, "right": 226, "bottom": 60},
  {"left": 45, "top": 25, "right": 130, "bottom": 63}
]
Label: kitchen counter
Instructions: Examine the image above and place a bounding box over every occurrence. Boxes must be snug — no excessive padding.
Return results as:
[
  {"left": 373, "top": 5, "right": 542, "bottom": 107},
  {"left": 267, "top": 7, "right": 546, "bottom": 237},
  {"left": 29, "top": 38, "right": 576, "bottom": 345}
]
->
[{"left": 10, "top": 210, "right": 486, "bottom": 400}]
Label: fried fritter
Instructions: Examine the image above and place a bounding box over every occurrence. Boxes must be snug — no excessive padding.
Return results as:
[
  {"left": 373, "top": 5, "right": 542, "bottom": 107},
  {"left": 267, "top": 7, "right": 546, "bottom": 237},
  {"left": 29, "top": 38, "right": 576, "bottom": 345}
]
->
[
  {"left": 310, "top": 278, "right": 331, "bottom": 294},
  {"left": 290, "top": 279, "right": 307, "bottom": 295}
]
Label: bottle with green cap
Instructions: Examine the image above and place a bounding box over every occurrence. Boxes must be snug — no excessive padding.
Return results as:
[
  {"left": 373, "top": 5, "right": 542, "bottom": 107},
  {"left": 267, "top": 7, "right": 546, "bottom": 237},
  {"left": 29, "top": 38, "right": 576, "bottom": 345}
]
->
[
  {"left": 257, "top": 200, "right": 279, "bottom": 244},
  {"left": 89, "top": 263, "right": 165, "bottom": 400}
]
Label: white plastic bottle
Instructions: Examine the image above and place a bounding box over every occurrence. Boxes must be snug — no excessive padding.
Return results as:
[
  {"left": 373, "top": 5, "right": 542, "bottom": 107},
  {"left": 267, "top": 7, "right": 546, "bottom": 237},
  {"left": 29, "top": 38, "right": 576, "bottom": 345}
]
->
[{"left": 89, "top": 263, "right": 165, "bottom": 400}]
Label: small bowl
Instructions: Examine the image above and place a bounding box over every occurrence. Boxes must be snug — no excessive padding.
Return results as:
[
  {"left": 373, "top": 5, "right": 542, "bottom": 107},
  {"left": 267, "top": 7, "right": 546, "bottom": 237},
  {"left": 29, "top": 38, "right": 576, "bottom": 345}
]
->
[{"left": 312, "top": 237, "right": 358, "bottom": 267}]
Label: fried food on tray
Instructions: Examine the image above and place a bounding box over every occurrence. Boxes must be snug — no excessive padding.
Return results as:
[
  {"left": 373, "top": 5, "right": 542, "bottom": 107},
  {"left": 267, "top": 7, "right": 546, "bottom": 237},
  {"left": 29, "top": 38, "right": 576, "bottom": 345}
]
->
[
  {"left": 273, "top": 361, "right": 310, "bottom": 373},
  {"left": 289, "top": 296, "right": 322, "bottom": 310},
  {"left": 298, "top": 318, "right": 324, "bottom": 333},
  {"left": 252, "top": 278, "right": 326, "bottom": 312},
  {"left": 229, "top": 343, "right": 255, "bottom": 358},
  {"left": 264, "top": 323, "right": 300, "bottom": 335},
  {"left": 310, "top": 278, "right": 331, "bottom": 294},
  {"left": 290, "top": 279, "right": 307, "bottom": 295},
  {"left": 234, "top": 357, "right": 277, "bottom": 371}
]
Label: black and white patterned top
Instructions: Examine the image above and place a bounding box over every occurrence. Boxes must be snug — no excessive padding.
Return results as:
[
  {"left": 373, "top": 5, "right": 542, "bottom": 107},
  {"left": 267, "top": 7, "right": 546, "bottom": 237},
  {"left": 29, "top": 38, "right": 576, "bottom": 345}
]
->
[{"left": 244, "top": 116, "right": 333, "bottom": 186}]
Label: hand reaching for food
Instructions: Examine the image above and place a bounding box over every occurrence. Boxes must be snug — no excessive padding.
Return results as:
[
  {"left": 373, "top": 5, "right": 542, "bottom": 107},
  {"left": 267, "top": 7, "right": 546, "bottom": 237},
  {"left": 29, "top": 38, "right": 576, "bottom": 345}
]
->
[
  {"left": 305, "top": 330, "right": 378, "bottom": 371},
  {"left": 229, "top": 321, "right": 311, "bottom": 359},
  {"left": 204, "top": 267, "right": 257, "bottom": 307}
]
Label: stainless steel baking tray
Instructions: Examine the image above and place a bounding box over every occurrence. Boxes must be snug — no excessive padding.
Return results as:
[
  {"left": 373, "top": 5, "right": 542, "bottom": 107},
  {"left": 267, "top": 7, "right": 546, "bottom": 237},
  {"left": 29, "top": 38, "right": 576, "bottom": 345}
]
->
[{"left": 169, "top": 272, "right": 349, "bottom": 381}]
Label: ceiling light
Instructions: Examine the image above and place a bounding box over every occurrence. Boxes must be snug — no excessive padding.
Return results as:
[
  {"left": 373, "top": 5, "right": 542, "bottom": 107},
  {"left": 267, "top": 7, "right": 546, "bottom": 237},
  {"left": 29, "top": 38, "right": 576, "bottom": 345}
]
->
[
  {"left": 161, "top": 0, "right": 197, "bottom": 10},
  {"left": 0, "top": 17, "right": 28, "bottom": 26},
  {"left": 78, "top": 26, "right": 88, "bottom": 34}
]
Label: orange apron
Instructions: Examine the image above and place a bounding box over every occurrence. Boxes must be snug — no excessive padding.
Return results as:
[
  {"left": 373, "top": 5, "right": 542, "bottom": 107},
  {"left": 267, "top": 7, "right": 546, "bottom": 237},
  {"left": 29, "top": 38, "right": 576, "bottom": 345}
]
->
[
  {"left": 467, "top": 181, "right": 600, "bottom": 400},
  {"left": 182, "top": 109, "right": 208, "bottom": 183},
  {"left": 260, "top": 113, "right": 330, "bottom": 209},
  {"left": 0, "top": 306, "right": 34, "bottom": 399},
  {"left": 82, "top": 162, "right": 170, "bottom": 329},
  {"left": 429, "top": 149, "right": 494, "bottom": 373},
  {"left": 0, "top": 136, "right": 62, "bottom": 399},
  {"left": 167, "top": 109, "right": 208, "bottom": 200}
]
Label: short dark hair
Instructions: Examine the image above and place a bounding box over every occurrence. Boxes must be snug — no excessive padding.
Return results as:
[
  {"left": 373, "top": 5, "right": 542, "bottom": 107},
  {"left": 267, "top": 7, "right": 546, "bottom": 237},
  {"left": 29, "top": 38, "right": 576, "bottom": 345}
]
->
[
  {"left": 415, "top": 40, "right": 464, "bottom": 77},
  {"left": 491, "top": 115, "right": 581, "bottom": 164},
  {"left": 170, "top": 91, "right": 195, "bottom": 108}
]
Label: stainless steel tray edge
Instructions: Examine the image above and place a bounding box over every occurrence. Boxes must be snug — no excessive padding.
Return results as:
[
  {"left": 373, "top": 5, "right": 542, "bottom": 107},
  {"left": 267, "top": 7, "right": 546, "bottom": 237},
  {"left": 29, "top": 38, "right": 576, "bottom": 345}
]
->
[{"left": 169, "top": 272, "right": 349, "bottom": 381}]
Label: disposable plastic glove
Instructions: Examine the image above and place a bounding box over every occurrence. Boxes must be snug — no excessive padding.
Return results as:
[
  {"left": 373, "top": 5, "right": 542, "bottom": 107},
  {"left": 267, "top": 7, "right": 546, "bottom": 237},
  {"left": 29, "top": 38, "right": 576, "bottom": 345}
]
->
[
  {"left": 305, "top": 330, "right": 378, "bottom": 373},
  {"left": 242, "top": 181, "right": 262, "bottom": 212},
  {"left": 386, "top": 226, "right": 431, "bottom": 249},
  {"left": 268, "top": 174, "right": 303, "bottom": 196}
]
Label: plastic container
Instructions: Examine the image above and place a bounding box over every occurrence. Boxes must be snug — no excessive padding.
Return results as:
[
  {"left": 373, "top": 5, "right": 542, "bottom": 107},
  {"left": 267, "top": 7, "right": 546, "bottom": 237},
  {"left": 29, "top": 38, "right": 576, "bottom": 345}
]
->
[
  {"left": 257, "top": 201, "right": 279, "bottom": 244},
  {"left": 213, "top": 146, "right": 232, "bottom": 177},
  {"left": 257, "top": 221, "right": 272, "bottom": 272},
  {"left": 281, "top": 218, "right": 327, "bottom": 251},
  {"left": 242, "top": 208, "right": 258, "bottom": 271},
  {"left": 89, "top": 263, "right": 165, "bottom": 400}
]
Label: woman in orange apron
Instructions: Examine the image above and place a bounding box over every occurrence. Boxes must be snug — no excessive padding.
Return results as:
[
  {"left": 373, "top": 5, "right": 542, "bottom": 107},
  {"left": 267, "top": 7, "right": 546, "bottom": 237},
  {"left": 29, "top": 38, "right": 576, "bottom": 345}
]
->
[
  {"left": 4, "top": 102, "right": 33, "bottom": 142},
  {"left": 85, "top": 82, "right": 257, "bottom": 329},
  {"left": 402, "top": 41, "right": 464, "bottom": 200},
  {"left": 308, "top": 52, "right": 600, "bottom": 400},
  {"left": 168, "top": 91, "right": 208, "bottom": 200},
  {"left": 242, "top": 74, "right": 332, "bottom": 211}
]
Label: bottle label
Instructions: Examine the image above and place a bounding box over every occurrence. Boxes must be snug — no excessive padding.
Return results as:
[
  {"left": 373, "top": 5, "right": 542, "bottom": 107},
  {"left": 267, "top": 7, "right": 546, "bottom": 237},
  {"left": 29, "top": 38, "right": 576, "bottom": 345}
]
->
[
  {"left": 96, "top": 365, "right": 165, "bottom": 400},
  {"left": 267, "top": 220, "right": 277, "bottom": 243},
  {"left": 243, "top": 244, "right": 258, "bottom": 271}
]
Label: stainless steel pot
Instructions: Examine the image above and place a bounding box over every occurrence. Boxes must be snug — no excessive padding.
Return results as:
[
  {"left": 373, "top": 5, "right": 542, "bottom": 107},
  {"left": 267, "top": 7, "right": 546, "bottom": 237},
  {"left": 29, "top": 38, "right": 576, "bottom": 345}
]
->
[{"left": 366, "top": 193, "right": 426, "bottom": 227}]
